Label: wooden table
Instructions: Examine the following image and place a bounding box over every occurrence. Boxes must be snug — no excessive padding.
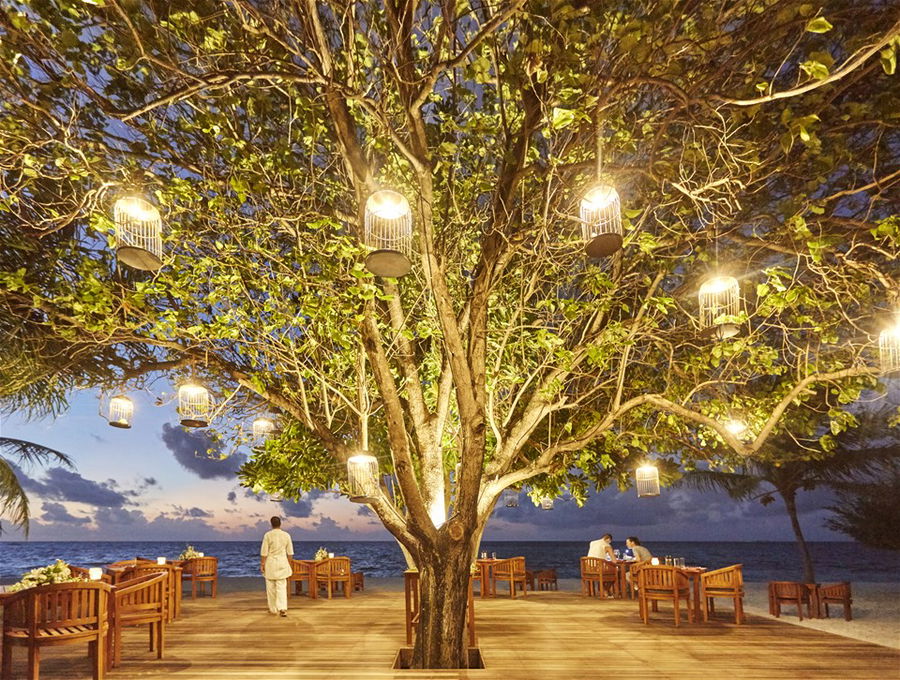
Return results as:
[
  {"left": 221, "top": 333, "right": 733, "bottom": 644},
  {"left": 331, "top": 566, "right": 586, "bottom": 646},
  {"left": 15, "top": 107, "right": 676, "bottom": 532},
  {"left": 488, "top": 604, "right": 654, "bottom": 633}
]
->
[
  {"left": 676, "top": 566, "right": 707, "bottom": 622},
  {"left": 475, "top": 559, "right": 501, "bottom": 598}
]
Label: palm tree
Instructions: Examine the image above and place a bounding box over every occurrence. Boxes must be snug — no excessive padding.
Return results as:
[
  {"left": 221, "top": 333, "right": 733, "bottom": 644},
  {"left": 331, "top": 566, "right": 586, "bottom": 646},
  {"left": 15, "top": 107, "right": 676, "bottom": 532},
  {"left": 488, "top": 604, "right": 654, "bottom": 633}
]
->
[
  {"left": 679, "top": 427, "right": 897, "bottom": 583},
  {"left": 0, "top": 437, "right": 72, "bottom": 536}
]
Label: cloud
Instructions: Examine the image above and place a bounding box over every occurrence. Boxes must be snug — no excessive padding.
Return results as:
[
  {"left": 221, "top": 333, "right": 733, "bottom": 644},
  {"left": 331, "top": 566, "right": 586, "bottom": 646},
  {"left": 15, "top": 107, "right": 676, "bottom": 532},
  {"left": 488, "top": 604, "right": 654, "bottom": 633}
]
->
[
  {"left": 280, "top": 497, "right": 313, "bottom": 518},
  {"left": 172, "top": 505, "right": 213, "bottom": 519},
  {"left": 227, "top": 491, "right": 237, "bottom": 504},
  {"left": 40, "top": 502, "right": 90, "bottom": 525},
  {"left": 18, "top": 466, "right": 129, "bottom": 507},
  {"left": 161, "top": 424, "right": 247, "bottom": 480}
]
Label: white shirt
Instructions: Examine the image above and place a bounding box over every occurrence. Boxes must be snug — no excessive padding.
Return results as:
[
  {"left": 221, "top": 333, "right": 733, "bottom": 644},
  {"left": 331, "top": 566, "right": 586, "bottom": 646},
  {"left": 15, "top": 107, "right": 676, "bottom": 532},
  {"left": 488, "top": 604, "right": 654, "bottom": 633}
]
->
[
  {"left": 588, "top": 538, "right": 614, "bottom": 560},
  {"left": 260, "top": 528, "right": 294, "bottom": 580}
]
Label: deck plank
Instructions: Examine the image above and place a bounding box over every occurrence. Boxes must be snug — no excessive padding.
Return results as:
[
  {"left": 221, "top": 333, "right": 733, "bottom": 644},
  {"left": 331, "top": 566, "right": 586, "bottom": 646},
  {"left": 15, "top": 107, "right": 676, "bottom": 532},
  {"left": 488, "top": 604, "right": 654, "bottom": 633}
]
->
[{"left": 3, "top": 585, "right": 897, "bottom": 678}]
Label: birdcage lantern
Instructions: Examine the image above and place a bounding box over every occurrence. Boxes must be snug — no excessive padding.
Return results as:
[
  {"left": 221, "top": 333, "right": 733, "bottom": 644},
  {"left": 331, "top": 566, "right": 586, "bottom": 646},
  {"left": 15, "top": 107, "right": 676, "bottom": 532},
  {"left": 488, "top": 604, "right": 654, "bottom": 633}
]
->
[
  {"left": 347, "top": 453, "right": 380, "bottom": 503},
  {"left": 539, "top": 496, "right": 554, "bottom": 511},
  {"left": 724, "top": 417, "right": 749, "bottom": 440},
  {"left": 178, "top": 383, "right": 210, "bottom": 428},
  {"left": 113, "top": 192, "right": 163, "bottom": 271},
  {"left": 503, "top": 488, "right": 519, "bottom": 508},
  {"left": 699, "top": 275, "right": 741, "bottom": 339},
  {"left": 252, "top": 416, "right": 276, "bottom": 443},
  {"left": 107, "top": 395, "right": 134, "bottom": 429},
  {"left": 580, "top": 183, "right": 623, "bottom": 258},
  {"left": 363, "top": 189, "right": 413, "bottom": 277},
  {"left": 635, "top": 464, "right": 660, "bottom": 498},
  {"left": 879, "top": 324, "right": 900, "bottom": 374},
  {"left": 269, "top": 492, "right": 284, "bottom": 503}
]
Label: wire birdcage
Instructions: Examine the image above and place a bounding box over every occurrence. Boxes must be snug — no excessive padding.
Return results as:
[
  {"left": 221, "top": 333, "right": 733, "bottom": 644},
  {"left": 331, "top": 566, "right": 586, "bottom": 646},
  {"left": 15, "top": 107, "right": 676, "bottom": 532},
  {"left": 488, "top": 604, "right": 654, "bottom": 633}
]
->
[
  {"left": 503, "top": 488, "right": 519, "bottom": 508},
  {"left": 539, "top": 496, "right": 554, "bottom": 510},
  {"left": 107, "top": 395, "right": 134, "bottom": 429},
  {"left": 363, "top": 190, "right": 413, "bottom": 277},
  {"left": 178, "top": 383, "right": 210, "bottom": 428},
  {"left": 252, "top": 416, "right": 276, "bottom": 443},
  {"left": 580, "top": 183, "right": 623, "bottom": 258},
  {"left": 635, "top": 464, "right": 660, "bottom": 498},
  {"left": 879, "top": 325, "right": 900, "bottom": 374},
  {"left": 347, "top": 453, "right": 380, "bottom": 502},
  {"left": 113, "top": 193, "right": 163, "bottom": 271},
  {"left": 699, "top": 275, "right": 741, "bottom": 339}
]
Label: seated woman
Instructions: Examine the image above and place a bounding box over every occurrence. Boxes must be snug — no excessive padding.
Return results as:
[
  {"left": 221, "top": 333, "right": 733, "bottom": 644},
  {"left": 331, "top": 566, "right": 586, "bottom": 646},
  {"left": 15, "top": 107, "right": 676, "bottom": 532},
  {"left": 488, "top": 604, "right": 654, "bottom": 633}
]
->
[{"left": 625, "top": 536, "right": 654, "bottom": 591}]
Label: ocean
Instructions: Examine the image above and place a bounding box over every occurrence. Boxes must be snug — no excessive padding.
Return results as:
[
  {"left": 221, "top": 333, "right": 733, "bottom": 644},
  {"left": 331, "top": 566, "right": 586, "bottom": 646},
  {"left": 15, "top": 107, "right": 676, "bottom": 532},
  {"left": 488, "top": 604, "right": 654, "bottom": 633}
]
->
[{"left": 1, "top": 541, "right": 897, "bottom": 583}]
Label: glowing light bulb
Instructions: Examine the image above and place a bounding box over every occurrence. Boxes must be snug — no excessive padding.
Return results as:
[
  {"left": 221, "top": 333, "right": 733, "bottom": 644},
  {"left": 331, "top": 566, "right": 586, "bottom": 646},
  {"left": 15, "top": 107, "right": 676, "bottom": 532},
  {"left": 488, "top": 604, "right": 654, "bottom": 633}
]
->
[
  {"left": 581, "top": 184, "right": 618, "bottom": 212},
  {"left": 367, "top": 190, "right": 410, "bottom": 220}
]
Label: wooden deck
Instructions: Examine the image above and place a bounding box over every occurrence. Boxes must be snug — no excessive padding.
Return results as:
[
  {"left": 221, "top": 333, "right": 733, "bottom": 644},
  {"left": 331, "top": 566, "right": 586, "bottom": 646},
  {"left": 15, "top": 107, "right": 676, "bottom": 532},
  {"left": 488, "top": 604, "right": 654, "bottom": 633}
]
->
[{"left": 4, "top": 584, "right": 898, "bottom": 679}]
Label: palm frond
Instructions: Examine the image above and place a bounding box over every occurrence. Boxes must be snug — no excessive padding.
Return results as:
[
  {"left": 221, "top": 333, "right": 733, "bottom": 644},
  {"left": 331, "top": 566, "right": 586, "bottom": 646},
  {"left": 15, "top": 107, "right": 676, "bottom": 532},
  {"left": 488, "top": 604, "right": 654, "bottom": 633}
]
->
[
  {"left": 677, "top": 468, "right": 764, "bottom": 501},
  {"left": 0, "top": 455, "right": 29, "bottom": 536},
  {"left": 0, "top": 437, "right": 73, "bottom": 468}
]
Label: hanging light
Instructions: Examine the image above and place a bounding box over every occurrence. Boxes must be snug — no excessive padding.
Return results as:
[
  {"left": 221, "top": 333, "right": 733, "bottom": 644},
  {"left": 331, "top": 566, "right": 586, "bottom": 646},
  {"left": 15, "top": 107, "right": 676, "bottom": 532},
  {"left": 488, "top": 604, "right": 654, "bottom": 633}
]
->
[
  {"left": 178, "top": 383, "right": 210, "bottom": 428},
  {"left": 269, "top": 492, "right": 284, "bottom": 503},
  {"left": 113, "top": 192, "right": 163, "bottom": 271},
  {"left": 699, "top": 275, "right": 741, "bottom": 339},
  {"left": 879, "top": 322, "right": 900, "bottom": 374},
  {"left": 580, "top": 183, "right": 623, "bottom": 258},
  {"left": 252, "top": 416, "right": 276, "bottom": 442},
  {"left": 635, "top": 464, "right": 661, "bottom": 498},
  {"left": 363, "top": 189, "right": 413, "bottom": 277},
  {"left": 503, "top": 489, "right": 519, "bottom": 508},
  {"left": 724, "top": 418, "right": 748, "bottom": 439},
  {"left": 347, "top": 453, "right": 380, "bottom": 502},
  {"left": 540, "top": 496, "right": 554, "bottom": 510},
  {"left": 107, "top": 395, "right": 134, "bottom": 429}
]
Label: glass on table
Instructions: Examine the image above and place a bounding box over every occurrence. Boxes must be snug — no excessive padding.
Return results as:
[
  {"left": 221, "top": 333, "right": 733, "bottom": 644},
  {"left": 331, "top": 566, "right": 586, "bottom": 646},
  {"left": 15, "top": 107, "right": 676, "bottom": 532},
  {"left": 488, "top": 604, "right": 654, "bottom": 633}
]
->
[
  {"left": 664, "top": 555, "right": 673, "bottom": 566},
  {"left": 491, "top": 552, "right": 497, "bottom": 560},
  {"left": 674, "top": 557, "right": 686, "bottom": 568},
  {"left": 481, "top": 551, "right": 487, "bottom": 560}
]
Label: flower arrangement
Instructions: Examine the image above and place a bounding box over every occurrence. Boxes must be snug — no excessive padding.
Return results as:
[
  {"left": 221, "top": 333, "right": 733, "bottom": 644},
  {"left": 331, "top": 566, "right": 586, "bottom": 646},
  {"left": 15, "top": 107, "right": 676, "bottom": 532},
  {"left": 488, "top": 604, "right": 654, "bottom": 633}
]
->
[
  {"left": 314, "top": 547, "right": 329, "bottom": 561},
  {"left": 178, "top": 545, "right": 202, "bottom": 560},
  {"left": 8, "top": 560, "right": 85, "bottom": 593}
]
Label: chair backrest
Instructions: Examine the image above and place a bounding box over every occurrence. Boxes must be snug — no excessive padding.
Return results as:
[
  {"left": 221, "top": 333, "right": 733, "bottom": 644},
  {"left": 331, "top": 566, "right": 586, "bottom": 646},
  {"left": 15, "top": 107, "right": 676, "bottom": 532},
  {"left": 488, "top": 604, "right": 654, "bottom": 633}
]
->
[
  {"left": 320, "top": 557, "right": 351, "bottom": 576},
  {"left": 289, "top": 559, "right": 310, "bottom": 577},
  {"left": 638, "top": 565, "right": 688, "bottom": 591},
  {"left": 119, "top": 565, "right": 169, "bottom": 585},
  {"left": 580, "top": 557, "right": 604, "bottom": 577},
  {"left": 702, "top": 564, "right": 743, "bottom": 589},
  {"left": 108, "top": 559, "right": 141, "bottom": 568},
  {"left": 183, "top": 556, "right": 218, "bottom": 577},
  {"left": 494, "top": 557, "right": 525, "bottom": 577},
  {"left": 2, "top": 581, "right": 110, "bottom": 634},
  {"left": 818, "top": 582, "right": 851, "bottom": 600},
  {"left": 113, "top": 572, "right": 166, "bottom": 615},
  {"left": 769, "top": 581, "right": 809, "bottom": 600}
]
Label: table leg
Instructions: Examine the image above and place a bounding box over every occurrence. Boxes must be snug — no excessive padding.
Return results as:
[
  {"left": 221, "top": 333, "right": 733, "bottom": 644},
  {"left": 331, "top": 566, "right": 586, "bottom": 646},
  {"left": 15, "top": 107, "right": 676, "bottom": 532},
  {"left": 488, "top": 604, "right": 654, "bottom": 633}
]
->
[{"left": 691, "top": 574, "right": 701, "bottom": 623}]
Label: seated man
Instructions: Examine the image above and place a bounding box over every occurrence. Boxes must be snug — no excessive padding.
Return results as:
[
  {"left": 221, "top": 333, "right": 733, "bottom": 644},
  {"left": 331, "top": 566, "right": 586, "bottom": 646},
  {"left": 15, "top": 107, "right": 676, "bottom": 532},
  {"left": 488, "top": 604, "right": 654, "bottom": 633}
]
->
[
  {"left": 587, "top": 533, "right": 615, "bottom": 561},
  {"left": 624, "top": 536, "right": 653, "bottom": 590}
]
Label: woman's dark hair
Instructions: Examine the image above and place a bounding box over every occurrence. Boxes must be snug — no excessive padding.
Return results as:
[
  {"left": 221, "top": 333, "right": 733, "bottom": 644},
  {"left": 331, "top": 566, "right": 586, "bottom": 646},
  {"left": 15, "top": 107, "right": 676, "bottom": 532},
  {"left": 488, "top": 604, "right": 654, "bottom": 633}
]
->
[
  {"left": 270, "top": 516, "right": 281, "bottom": 528},
  {"left": 627, "top": 536, "right": 641, "bottom": 545}
]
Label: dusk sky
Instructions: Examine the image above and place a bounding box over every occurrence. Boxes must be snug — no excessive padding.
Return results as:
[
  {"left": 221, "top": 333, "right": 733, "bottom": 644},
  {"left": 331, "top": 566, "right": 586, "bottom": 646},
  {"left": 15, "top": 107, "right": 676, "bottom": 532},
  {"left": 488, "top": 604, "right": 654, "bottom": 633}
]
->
[{"left": 1, "top": 386, "right": 849, "bottom": 544}]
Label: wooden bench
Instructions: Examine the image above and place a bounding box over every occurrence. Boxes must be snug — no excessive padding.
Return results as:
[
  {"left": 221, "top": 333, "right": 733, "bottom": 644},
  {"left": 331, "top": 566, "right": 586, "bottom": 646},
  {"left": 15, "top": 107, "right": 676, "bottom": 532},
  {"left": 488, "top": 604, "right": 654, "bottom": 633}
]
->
[
  {"left": 817, "top": 582, "right": 852, "bottom": 621},
  {"left": 108, "top": 572, "right": 167, "bottom": 669},
  {"left": 700, "top": 564, "right": 744, "bottom": 624}
]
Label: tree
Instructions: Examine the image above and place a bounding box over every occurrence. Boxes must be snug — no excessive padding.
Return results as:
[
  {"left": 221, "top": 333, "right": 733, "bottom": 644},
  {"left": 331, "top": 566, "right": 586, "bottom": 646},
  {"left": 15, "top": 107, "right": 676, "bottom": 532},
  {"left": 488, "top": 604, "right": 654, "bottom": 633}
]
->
[
  {"left": 826, "top": 462, "right": 900, "bottom": 550},
  {"left": 0, "top": 0, "right": 897, "bottom": 667},
  {"left": 0, "top": 437, "right": 72, "bottom": 536},
  {"left": 680, "top": 419, "right": 900, "bottom": 582}
]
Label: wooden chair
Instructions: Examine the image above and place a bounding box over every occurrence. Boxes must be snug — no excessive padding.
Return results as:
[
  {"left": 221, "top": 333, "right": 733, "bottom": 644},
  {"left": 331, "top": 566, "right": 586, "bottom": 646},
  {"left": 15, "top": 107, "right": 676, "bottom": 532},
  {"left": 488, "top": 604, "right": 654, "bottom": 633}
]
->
[
  {"left": 108, "top": 572, "right": 166, "bottom": 669},
  {"left": 315, "top": 557, "right": 352, "bottom": 599},
  {"left": 181, "top": 557, "right": 218, "bottom": 599},
  {"left": 118, "top": 564, "right": 181, "bottom": 621},
  {"left": 768, "top": 581, "right": 814, "bottom": 621},
  {"left": 817, "top": 582, "right": 852, "bottom": 621},
  {"left": 1, "top": 581, "right": 110, "bottom": 680},
  {"left": 287, "top": 559, "right": 315, "bottom": 598},
  {"left": 536, "top": 569, "right": 558, "bottom": 591},
  {"left": 493, "top": 557, "right": 527, "bottom": 598},
  {"left": 700, "top": 564, "right": 744, "bottom": 624},
  {"left": 352, "top": 571, "right": 365, "bottom": 592},
  {"left": 637, "top": 565, "right": 693, "bottom": 627},
  {"left": 580, "top": 557, "right": 618, "bottom": 598}
]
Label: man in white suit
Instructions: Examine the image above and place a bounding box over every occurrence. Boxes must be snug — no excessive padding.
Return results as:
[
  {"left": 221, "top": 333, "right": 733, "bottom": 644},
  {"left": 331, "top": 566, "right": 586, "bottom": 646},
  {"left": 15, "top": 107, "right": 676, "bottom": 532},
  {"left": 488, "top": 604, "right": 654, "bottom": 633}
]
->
[
  {"left": 260, "top": 516, "right": 294, "bottom": 616},
  {"left": 587, "top": 533, "right": 615, "bottom": 560}
]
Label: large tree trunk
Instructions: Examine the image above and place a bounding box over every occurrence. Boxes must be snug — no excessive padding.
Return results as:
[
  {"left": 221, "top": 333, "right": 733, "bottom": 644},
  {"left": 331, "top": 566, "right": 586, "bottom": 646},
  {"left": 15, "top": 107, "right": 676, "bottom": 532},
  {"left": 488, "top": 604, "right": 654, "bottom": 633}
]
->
[
  {"left": 412, "top": 539, "right": 473, "bottom": 668},
  {"left": 781, "top": 489, "right": 816, "bottom": 583}
]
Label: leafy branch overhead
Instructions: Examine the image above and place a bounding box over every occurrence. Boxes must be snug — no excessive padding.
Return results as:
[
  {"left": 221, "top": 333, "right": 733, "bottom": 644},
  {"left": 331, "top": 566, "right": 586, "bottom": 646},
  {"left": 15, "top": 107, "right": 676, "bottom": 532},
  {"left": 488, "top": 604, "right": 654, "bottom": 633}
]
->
[{"left": 0, "top": 0, "right": 897, "bottom": 553}]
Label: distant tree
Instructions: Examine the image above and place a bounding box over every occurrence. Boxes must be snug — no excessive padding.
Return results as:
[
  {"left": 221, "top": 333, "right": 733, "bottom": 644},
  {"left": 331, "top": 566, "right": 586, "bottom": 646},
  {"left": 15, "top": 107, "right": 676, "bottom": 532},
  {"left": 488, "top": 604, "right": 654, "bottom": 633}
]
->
[
  {"left": 680, "top": 421, "right": 899, "bottom": 582},
  {"left": 0, "top": 437, "right": 72, "bottom": 536},
  {"left": 826, "top": 463, "right": 900, "bottom": 550}
]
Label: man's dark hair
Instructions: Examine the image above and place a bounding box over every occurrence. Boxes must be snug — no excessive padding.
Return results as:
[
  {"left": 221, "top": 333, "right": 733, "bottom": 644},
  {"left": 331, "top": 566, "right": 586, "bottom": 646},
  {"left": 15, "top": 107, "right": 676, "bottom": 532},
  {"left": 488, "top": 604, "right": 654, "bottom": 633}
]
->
[
  {"left": 602, "top": 533, "right": 612, "bottom": 541},
  {"left": 627, "top": 536, "right": 641, "bottom": 545},
  {"left": 270, "top": 516, "right": 281, "bottom": 528}
]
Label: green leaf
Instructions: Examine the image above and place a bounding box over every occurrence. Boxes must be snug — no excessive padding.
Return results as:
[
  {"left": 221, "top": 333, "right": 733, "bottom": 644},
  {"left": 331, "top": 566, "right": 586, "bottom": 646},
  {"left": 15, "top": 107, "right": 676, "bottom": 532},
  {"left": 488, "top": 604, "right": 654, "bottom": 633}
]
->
[
  {"left": 805, "top": 17, "right": 833, "bottom": 33},
  {"left": 551, "top": 107, "right": 576, "bottom": 130}
]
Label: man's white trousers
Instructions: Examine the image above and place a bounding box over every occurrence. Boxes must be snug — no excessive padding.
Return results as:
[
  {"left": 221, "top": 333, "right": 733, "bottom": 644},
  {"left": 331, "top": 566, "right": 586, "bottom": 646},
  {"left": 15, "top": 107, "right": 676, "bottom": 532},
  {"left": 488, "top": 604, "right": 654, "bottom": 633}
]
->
[{"left": 266, "top": 577, "right": 287, "bottom": 613}]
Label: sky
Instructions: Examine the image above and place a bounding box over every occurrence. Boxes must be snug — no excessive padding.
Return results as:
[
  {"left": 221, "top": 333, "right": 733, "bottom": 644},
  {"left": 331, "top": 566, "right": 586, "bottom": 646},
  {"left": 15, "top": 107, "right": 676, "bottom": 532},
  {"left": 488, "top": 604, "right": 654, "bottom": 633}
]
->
[{"left": 0, "top": 387, "right": 852, "bottom": 544}]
